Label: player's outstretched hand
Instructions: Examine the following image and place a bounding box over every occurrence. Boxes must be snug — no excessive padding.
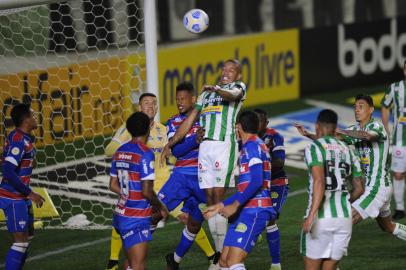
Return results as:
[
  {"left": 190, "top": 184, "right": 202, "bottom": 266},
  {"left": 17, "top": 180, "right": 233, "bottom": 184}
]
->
[
  {"left": 293, "top": 122, "right": 308, "bottom": 136},
  {"left": 160, "top": 144, "right": 171, "bottom": 167},
  {"left": 220, "top": 201, "right": 240, "bottom": 218},
  {"left": 28, "top": 191, "right": 45, "bottom": 208},
  {"left": 203, "top": 203, "right": 224, "bottom": 219},
  {"left": 202, "top": 84, "right": 216, "bottom": 92}
]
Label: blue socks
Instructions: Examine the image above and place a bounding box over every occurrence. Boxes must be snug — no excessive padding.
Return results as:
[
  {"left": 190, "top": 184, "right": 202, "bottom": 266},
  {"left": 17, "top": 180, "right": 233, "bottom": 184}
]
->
[
  {"left": 266, "top": 224, "right": 280, "bottom": 264},
  {"left": 6, "top": 242, "right": 29, "bottom": 270},
  {"left": 174, "top": 227, "right": 197, "bottom": 262}
]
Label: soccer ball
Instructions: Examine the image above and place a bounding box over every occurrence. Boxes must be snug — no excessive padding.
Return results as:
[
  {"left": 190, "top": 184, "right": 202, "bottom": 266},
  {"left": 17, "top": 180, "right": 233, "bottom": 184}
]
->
[{"left": 183, "top": 9, "right": 209, "bottom": 34}]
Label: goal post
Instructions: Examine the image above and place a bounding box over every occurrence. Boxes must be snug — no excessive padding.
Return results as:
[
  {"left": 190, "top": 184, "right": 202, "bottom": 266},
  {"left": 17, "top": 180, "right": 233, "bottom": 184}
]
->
[{"left": 0, "top": 0, "right": 158, "bottom": 228}]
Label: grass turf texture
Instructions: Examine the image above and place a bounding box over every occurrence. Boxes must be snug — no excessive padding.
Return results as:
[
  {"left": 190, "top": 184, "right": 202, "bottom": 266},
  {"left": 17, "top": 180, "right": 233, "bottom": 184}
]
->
[{"left": 1, "top": 84, "right": 405, "bottom": 269}]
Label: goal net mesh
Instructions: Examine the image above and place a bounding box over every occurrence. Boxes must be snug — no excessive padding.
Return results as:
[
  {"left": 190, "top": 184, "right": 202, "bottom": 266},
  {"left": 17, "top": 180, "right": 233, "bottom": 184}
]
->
[{"left": 0, "top": 0, "right": 146, "bottom": 228}]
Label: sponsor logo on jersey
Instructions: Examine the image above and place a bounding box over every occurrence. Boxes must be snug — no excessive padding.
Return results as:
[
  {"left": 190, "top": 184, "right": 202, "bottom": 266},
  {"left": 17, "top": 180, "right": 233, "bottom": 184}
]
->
[
  {"left": 149, "top": 161, "right": 154, "bottom": 169},
  {"left": 142, "top": 229, "right": 149, "bottom": 238},
  {"left": 237, "top": 237, "right": 243, "bottom": 243},
  {"left": 118, "top": 153, "right": 132, "bottom": 160},
  {"left": 214, "top": 161, "right": 221, "bottom": 171},
  {"left": 235, "top": 222, "right": 247, "bottom": 233},
  {"left": 122, "top": 230, "right": 134, "bottom": 240},
  {"left": 18, "top": 220, "right": 26, "bottom": 229}
]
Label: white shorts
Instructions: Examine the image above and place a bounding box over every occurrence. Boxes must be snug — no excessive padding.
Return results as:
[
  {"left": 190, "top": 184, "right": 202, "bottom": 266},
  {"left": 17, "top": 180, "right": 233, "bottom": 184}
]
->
[
  {"left": 198, "top": 140, "right": 238, "bottom": 188},
  {"left": 391, "top": 146, "right": 406, "bottom": 173},
  {"left": 300, "top": 218, "right": 352, "bottom": 261},
  {"left": 352, "top": 185, "right": 392, "bottom": 219}
]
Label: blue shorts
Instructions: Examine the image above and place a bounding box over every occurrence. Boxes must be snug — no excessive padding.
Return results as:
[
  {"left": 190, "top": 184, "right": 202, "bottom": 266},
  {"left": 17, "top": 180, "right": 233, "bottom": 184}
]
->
[
  {"left": 158, "top": 171, "right": 206, "bottom": 223},
  {"left": 270, "top": 184, "right": 289, "bottom": 216},
  {"left": 224, "top": 207, "right": 276, "bottom": 254},
  {"left": 0, "top": 198, "right": 30, "bottom": 233},
  {"left": 113, "top": 215, "right": 152, "bottom": 250}
]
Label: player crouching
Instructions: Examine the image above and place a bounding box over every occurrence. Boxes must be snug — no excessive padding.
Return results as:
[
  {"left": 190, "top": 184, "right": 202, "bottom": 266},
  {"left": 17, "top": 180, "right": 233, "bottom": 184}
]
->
[{"left": 204, "top": 111, "right": 276, "bottom": 270}]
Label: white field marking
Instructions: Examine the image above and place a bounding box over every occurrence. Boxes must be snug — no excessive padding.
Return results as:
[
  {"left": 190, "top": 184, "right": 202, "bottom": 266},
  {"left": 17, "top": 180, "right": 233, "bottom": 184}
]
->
[
  {"left": 0, "top": 188, "right": 308, "bottom": 267},
  {"left": 33, "top": 156, "right": 105, "bottom": 174}
]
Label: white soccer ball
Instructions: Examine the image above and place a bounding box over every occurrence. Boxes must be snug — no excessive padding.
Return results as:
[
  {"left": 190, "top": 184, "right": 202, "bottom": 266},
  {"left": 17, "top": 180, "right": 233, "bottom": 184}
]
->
[{"left": 183, "top": 9, "right": 209, "bottom": 34}]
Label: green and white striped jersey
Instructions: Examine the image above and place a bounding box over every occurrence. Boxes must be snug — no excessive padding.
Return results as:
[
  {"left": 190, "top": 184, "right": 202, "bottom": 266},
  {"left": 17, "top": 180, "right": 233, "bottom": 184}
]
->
[
  {"left": 344, "top": 119, "right": 391, "bottom": 188},
  {"left": 381, "top": 80, "right": 406, "bottom": 147},
  {"left": 304, "top": 136, "right": 363, "bottom": 219},
  {"left": 195, "top": 81, "right": 246, "bottom": 142}
]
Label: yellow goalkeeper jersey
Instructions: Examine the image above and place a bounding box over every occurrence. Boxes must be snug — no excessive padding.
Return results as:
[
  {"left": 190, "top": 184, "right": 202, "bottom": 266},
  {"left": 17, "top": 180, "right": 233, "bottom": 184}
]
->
[{"left": 105, "top": 121, "right": 170, "bottom": 191}]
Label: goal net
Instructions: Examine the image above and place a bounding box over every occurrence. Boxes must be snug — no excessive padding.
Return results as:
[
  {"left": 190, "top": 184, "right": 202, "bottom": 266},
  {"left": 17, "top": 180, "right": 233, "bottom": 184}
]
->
[{"left": 0, "top": 0, "right": 146, "bottom": 228}]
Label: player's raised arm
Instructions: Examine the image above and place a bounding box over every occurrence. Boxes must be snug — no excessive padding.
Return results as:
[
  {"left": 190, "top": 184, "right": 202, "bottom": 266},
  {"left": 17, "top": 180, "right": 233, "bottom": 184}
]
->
[
  {"left": 161, "top": 108, "right": 199, "bottom": 164},
  {"left": 381, "top": 84, "right": 394, "bottom": 137},
  {"left": 293, "top": 123, "right": 317, "bottom": 140},
  {"left": 206, "top": 84, "right": 243, "bottom": 102}
]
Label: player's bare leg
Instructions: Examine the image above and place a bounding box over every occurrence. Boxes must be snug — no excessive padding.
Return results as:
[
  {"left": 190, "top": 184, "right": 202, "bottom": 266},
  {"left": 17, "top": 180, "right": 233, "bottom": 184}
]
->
[
  {"left": 392, "top": 172, "right": 406, "bottom": 220},
  {"left": 126, "top": 242, "right": 148, "bottom": 270},
  {"left": 321, "top": 259, "right": 339, "bottom": 270},
  {"left": 220, "top": 246, "right": 247, "bottom": 270},
  {"left": 303, "top": 257, "right": 323, "bottom": 270},
  {"left": 206, "top": 187, "right": 227, "bottom": 253}
]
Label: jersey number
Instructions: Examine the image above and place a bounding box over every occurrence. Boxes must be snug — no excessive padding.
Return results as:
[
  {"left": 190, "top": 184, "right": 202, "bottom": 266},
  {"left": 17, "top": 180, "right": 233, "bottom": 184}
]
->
[
  {"left": 324, "top": 160, "right": 350, "bottom": 191},
  {"left": 117, "top": 170, "right": 129, "bottom": 196}
]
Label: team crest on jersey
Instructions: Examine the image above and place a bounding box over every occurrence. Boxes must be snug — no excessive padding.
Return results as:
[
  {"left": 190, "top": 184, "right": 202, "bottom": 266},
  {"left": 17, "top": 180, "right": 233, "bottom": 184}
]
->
[
  {"left": 216, "top": 177, "right": 221, "bottom": 183},
  {"left": 149, "top": 161, "right": 154, "bottom": 169},
  {"left": 235, "top": 222, "right": 247, "bottom": 233},
  {"left": 271, "top": 191, "right": 279, "bottom": 199},
  {"left": 11, "top": 147, "right": 20, "bottom": 155}
]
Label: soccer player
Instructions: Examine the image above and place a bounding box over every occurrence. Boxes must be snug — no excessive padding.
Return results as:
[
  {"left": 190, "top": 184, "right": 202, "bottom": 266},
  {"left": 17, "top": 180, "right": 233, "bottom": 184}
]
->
[
  {"left": 254, "top": 108, "right": 288, "bottom": 270},
  {"left": 161, "top": 59, "right": 246, "bottom": 255},
  {"left": 381, "top": 60, "right": 406, "bottom": 220},
  {"left": 105, "top": 93, "right": 170, "bottom": 270},
  {"left": 0, "top": 103, "right": 45, "bottom": 270},
  {"left": 300, "top": 109, "right": 364, "bottom": 270},
  {"left": 295, "top": 94, "right": 406, "bottom": 241},
  {"left": 158, "top": 82, "right": 217, "bottom": 269},
  {"left": 109, "top": 111, "right": 169, "bottom": 270},
  {"left": 203, "top": 110, "right": 276, "bottom": 270}
]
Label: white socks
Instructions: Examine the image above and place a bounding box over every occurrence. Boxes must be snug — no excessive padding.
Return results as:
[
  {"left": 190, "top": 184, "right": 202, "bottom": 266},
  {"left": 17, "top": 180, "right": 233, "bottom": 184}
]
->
[
  {"left": 393, "top": 178, "right": 405, "bottom": 211},
  {"left": 209, "top": 214, "right": 227, "bottom": 252},
  {"left": 393, "top": 223, "right": 406, "bottom": 241},
  {"left": 230, "top": 263, "right": 246, "bottom": 270}
]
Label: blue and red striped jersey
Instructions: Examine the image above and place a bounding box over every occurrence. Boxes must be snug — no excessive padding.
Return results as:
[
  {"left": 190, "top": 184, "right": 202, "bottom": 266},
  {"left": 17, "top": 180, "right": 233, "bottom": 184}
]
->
[
  {"left": 166, "top": 113, "right": 199, "bottom": 175},
  {"left": 0, "top": 129, "right": 35, "bottom": 200},
  {"left": 110, "top": 140, "right": 155, "bottom": 221},
  {"left": 237, "top": 136, "right": 272, "bottom": 209},
  {"left": 261, "top": 127, "right": 287, "bottom": 180}
]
